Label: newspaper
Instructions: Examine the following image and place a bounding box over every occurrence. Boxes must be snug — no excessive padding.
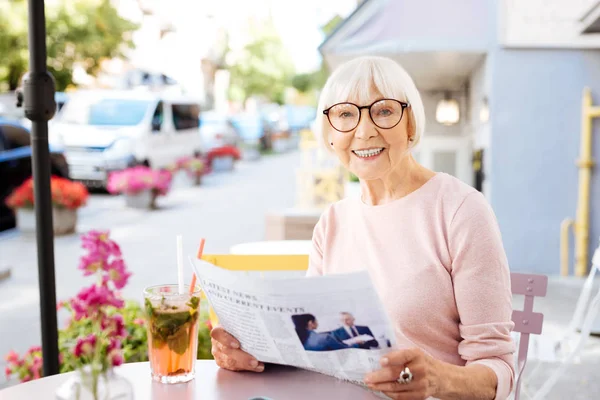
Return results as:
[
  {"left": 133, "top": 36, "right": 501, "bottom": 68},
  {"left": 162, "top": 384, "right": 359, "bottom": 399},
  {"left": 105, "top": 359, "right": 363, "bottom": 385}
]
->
[{"left": 189, "top": 257, "right": 397, "bottom": 392}]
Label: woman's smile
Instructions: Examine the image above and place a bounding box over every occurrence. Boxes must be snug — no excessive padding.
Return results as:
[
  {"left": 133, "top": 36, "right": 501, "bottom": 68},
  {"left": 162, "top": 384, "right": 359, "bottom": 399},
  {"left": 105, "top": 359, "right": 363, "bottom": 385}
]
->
[{"left": 352, "top": 147, "right": 386, "bottom": 160}]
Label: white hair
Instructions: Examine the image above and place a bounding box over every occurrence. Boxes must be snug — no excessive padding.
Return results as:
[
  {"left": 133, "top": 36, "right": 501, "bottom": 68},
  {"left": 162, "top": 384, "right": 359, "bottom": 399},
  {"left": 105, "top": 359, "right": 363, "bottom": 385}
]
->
[{"left": 316, "top": 56, "right": 425, "bottom": 150}]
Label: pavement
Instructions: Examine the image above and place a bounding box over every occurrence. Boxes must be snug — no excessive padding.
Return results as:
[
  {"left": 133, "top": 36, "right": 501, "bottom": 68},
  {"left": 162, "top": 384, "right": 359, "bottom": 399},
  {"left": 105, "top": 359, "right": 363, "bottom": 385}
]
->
[{"left": 0, "top": 149, "right": 599, "bottom": 399}]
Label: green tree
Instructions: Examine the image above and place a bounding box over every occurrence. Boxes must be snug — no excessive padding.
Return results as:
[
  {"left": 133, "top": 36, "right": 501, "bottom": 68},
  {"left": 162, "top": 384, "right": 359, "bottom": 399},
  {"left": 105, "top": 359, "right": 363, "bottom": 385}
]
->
[
  {"left": 290, "top": 14, "right": 344, "bottom": 94},
  {"left": 227, "top": 20, "right": 295, "bottom": 105},
  {"left": 0, "top": 0, "right": 138, "bottom": 91}
]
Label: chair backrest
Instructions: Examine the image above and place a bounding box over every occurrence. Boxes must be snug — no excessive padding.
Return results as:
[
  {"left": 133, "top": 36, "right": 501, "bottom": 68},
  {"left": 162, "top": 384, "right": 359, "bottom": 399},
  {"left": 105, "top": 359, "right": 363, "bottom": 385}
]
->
[
  {"left": 201, "top": 254, "right": 309, "bottom": 271},
  {"left": 510, "top": 272, "right": 548, "bottom": 400}
]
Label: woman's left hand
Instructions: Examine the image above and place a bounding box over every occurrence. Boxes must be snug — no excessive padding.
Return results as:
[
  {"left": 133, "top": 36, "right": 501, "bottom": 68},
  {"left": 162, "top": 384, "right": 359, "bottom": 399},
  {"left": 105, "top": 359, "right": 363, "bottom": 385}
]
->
[{"left": 364, "top": 348, "right": 442, "bottom": 400}]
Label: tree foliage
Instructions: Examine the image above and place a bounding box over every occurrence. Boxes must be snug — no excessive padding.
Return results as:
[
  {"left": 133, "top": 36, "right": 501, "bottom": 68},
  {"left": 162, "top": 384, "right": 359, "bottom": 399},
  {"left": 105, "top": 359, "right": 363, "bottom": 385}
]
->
[
  {"left": 290, "top": 14, "right": 344, "bottom": 94},
  {"left": 226, "top": 20, "right": 295, "bottom": 105},
  {"left": 0, "top": 0, "right": 138, "bottom": 91}
]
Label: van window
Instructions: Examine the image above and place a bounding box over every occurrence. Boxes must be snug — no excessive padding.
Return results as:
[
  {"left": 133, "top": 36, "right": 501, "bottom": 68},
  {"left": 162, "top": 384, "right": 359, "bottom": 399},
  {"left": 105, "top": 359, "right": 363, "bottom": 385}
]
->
[
  {"left": 59, "top": 98, "right": 152, "bottom": 126},
  {"left": 171, "top": 103, "right": 200, "bottom": 131},
  {"left": 152, "top": 101, "right": 164, "bottom": 133}
]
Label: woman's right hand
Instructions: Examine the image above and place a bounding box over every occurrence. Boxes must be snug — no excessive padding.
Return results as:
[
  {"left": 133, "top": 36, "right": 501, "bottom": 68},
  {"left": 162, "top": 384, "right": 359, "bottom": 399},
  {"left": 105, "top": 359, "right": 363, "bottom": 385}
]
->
[{"left": 210, "top": 326, "right": 265, "bottom": 372}]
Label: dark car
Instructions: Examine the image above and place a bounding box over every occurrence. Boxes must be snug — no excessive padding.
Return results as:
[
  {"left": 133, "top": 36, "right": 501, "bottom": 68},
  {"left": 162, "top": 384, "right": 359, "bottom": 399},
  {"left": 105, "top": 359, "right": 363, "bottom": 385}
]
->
[{"left": 0, "top": 122, "right": 70, "bottom": 232}]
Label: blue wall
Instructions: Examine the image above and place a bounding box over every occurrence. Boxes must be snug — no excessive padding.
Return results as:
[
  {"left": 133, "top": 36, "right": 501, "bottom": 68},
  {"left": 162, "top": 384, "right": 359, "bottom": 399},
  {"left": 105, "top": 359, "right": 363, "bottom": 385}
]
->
[{"left": 490, "top": 49, "right": 600, "bottom": 274}]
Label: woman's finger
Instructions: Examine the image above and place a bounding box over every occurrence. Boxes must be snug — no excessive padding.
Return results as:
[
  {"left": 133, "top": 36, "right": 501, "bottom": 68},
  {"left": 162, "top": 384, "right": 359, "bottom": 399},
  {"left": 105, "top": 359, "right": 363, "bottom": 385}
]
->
[
  {"left": 365, "top": 367, "right": 403, "bottom": 385},
  {"left": 210, "top": 326, "right": 240, "bottom": 348},
  {"left": 213, "top": 341, "right": 264, "bottom": 372},
  {"left": 380, "top": 348, "right": 422, "bottom": 367}
]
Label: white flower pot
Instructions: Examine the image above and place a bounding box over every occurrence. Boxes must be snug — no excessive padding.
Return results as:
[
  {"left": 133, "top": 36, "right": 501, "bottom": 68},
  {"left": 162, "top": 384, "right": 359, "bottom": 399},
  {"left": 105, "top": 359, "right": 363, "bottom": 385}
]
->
[
  {"left": 125, "top": 190, "right": 156, "bottom": 209},
  {"left": 272, "top": 137, "right": 288, "bottom": 153},
  {"left": 211, "top": 156, "right": 235, "bottom": 172},
  {"left": 16, "top": 207, "right": 78, "bottom": 236}
]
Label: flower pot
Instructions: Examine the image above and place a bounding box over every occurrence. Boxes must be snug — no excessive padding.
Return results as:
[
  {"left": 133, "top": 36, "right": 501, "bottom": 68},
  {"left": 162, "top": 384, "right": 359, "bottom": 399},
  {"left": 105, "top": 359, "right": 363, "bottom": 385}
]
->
[
  {"left": 55, "top": 366, "right": 133, "bottom": 400},
  {"left": 124, "top": 190, "right": 156, "bottom": 209},
  {"left": 16, "top": 207, "right": 78, "bottom": 236},
  {"left": 211, "top": 155, "right": 235, "bottom": 172},
  {"left": 272, "top": 137, "right": 288, "bottom": 153}
]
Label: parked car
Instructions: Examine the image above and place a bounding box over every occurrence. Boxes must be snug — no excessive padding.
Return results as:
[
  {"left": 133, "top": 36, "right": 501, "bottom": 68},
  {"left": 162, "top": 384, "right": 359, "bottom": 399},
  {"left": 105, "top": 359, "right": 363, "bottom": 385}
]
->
[
  {"left": 259, "top": 104, "right": 290, "bottom": 151},
  {"left": 0, "top": 122, "right": 70, "bottom": 232},
  {"left": 198, "top": 111, "right": 240, "bottom": 152},
  {"left": 49, "top": 89, "right": 203, "bottom": 188}
]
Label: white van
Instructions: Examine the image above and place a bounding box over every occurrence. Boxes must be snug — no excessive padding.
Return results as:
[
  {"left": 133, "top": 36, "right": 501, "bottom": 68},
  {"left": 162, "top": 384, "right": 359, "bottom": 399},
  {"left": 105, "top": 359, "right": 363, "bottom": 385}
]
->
[{"left": 49, "top": 90, "right": 203, "bottom": 188}]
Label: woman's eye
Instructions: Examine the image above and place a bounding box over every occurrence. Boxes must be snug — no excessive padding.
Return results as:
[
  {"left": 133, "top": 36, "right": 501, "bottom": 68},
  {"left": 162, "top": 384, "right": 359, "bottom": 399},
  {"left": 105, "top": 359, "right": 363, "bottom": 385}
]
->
[
  {"left": 377, "top": 109, "right": 392, "bottom": 116},
  {"left": 339, "top": 111, "right": 354, "bottom": 118}
]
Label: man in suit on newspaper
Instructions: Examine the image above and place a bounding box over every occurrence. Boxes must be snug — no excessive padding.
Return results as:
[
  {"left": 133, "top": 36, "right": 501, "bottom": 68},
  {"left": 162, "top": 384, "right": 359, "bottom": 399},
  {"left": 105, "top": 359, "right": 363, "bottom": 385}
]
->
[{"left": 332, "top": 312, "right": 380, "bottom": 349}]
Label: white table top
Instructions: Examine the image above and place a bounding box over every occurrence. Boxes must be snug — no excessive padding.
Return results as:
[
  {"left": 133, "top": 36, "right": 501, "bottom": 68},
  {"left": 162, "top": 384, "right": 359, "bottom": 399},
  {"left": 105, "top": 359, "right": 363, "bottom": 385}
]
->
[
  {"left": 230, "top": 240, "right": 312, "bottom": 255},
  {"left": 0, "top": 361, "right": 381, "bottom": 399}
]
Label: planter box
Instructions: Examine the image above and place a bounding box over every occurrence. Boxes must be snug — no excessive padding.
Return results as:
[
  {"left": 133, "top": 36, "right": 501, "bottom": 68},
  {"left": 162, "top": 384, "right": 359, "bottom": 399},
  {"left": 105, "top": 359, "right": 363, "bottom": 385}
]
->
[
  {"left": 272, "top": 137, "right": 289, "bottom": 153},
  {"left": 16, "top": 207, "right": 78, "bottom": 236},
  {"left": 211, "top": 156, "right": 235, "bottom": 172},
  {"left": 125, "top": 190, "right": 156, "bottom": 209}
]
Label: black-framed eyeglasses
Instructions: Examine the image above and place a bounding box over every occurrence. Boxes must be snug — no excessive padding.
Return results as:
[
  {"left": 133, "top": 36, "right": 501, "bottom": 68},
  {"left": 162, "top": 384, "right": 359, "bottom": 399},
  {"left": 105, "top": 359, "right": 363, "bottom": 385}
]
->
[{"left": 322, "top": 99, "right": 410, "bottom": 133}]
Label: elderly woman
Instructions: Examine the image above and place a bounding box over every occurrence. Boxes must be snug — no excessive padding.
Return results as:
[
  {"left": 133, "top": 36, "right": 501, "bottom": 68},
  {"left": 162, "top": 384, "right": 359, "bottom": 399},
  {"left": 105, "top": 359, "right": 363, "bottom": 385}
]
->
[{"left": 211, "top": 56, "right": 515, "bottom": 400}]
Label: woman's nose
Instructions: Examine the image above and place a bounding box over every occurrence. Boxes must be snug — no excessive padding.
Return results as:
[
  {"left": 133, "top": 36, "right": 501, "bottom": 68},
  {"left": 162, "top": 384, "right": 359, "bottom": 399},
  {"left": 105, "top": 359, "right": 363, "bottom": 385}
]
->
[{"left": 354, "top": 109, "right": 377, "bottom": 139}]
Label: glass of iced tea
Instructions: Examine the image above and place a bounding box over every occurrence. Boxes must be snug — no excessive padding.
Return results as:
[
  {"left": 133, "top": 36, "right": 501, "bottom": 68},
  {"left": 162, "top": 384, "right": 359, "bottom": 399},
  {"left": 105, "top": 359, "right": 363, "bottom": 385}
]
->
[{"left": 143, "top": 284, "right": 201, "bottom": 384}]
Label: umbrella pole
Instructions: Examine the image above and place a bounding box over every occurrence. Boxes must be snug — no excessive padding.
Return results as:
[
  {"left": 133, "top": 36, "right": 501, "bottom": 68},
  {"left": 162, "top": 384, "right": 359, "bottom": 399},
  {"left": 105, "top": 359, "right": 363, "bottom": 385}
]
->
[{"left": 22, "top": 0, "right": 59, "bottom": 376}]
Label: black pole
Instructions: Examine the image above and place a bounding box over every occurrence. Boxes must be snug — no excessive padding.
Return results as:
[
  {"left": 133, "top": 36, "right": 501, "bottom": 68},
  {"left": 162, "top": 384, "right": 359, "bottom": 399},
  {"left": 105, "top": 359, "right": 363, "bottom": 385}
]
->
[{"left": 22, "top": 0, "right": 59, "bottom": 376}]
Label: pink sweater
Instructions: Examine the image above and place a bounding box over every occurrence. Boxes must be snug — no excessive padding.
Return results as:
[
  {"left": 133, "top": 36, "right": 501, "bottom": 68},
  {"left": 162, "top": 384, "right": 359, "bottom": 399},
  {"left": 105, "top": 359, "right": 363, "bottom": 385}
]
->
[{"left": 307, "top": 172, "right": 515, "bottom": 400}]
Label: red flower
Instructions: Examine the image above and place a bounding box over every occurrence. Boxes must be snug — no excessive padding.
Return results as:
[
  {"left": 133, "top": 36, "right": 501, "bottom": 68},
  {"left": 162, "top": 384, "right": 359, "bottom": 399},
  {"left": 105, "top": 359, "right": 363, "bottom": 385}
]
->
[{"left": 5, "top": 176, "right": 88, "bottom": 210}]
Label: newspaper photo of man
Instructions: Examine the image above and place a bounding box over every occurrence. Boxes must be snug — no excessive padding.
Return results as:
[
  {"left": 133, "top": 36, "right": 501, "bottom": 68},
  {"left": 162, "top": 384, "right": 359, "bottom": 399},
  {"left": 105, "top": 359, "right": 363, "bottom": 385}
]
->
[
  {"left": 331, "top": 312, "right": 383, "bottom": 349},
  {"left": 291, "top": 313, "right": 357, "bottom": 352}
]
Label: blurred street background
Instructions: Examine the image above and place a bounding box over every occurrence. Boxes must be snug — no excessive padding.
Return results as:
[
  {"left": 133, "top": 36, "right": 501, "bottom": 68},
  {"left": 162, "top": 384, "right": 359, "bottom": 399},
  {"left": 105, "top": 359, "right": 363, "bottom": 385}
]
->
[{"left": 2, "top": 0, "right": 600, "bottom": 398}]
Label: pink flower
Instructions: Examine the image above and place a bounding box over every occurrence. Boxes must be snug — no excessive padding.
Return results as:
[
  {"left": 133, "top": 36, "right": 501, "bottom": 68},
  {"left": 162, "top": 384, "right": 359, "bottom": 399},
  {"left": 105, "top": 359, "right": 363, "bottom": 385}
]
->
[
  {"left": 74, "top": 334, "right": 97, "bottom": 358},
  {"left": 108, "top": 337, "right": 121, "bottom": 352},
  {"left": 103, "top": 259, "right": 131, "bottom": 290},
  {"left": 78, "top": 253, "right": 105, "bottom": 276},
  {"left": 5, "top": 366, "right": 11, "bottom": 378},
  {"left": 81, "top": 230, "right": 121, "bottom": 258},
  {"left": 72, "top": 285, "right": 124, "bottom": 320},
  {"left": 101, "top": 315, "right": 127, "bottom": 338},
  {"left": 29, "top": 358, "right": 42, "bottom": 380},
  {"left": 4, "top": 350, "right": 19, "bottom": 364},
  {"left": 133, "top": 318, "right": 145, "bottom": 326},
  {"left": 22, "top": 376, "right": 31, "bottom": 383},
  {"left": 108, "top": 349, "right": 124, "bottom": 367},
  {"left": 27, "top": 346, "right": 41, "bottom": 355}
]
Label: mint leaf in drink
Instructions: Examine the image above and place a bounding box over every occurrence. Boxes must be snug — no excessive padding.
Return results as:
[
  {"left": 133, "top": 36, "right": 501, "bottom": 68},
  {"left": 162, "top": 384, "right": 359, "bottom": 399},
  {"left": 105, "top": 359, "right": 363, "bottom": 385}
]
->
[
  {"left": 186, "top": 296, "right": 200, "bottom": 310},
  {"left": 145, "top": 298, "right": 155, "bottom": 318},
  {"left": 166, "top": 324, "right": 190, "bottom": 355}
]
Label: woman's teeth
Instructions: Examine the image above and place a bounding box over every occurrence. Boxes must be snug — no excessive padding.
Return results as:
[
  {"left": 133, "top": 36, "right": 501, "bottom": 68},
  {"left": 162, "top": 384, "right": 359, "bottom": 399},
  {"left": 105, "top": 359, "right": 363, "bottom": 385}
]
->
[{"left": 353, "top": 148, "right": 384, "bottom": 158}]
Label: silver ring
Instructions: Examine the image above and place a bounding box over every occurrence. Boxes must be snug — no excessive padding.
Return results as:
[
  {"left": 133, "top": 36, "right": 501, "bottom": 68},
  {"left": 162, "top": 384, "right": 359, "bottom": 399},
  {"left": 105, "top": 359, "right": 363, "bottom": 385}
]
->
[{"left": 398, "top": 367, "right": 413, "bottom": 384}]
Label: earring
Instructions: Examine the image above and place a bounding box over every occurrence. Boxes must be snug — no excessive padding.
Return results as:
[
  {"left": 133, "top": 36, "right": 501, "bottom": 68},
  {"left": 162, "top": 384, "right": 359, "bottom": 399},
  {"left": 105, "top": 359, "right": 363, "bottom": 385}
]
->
[
  {"left": 408, "top": 137, "right": 414, "bottom": 142},
  {"left": 330, "top": 142, "right": 333, "bottom": 146}
]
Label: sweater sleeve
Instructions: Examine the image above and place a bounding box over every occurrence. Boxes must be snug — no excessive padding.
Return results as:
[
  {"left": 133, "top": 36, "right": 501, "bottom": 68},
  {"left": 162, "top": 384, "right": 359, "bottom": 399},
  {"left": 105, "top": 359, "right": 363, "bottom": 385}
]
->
[
  {"left": 449, "top": 192, "right": 516, "bottom": 400},
  {"left": 306, "top": 212, "right": 326, "bottom": 277}
]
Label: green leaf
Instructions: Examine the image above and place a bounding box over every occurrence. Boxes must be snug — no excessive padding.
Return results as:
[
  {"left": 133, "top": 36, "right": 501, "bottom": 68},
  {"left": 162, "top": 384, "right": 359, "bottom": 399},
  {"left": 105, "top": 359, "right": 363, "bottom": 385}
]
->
[
  {"left": 166, "top": 325, "right": 189, "bottom": 355},
  {"left": 186, "top": 296, "right": 200, "bottom": 310}
]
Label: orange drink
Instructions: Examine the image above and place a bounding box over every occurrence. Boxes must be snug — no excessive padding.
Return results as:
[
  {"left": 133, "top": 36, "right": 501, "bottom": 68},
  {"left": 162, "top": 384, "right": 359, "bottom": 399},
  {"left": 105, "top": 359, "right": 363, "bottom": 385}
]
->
[{"left": 144, "top": 284, "right": 201, "bottom": 383}]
